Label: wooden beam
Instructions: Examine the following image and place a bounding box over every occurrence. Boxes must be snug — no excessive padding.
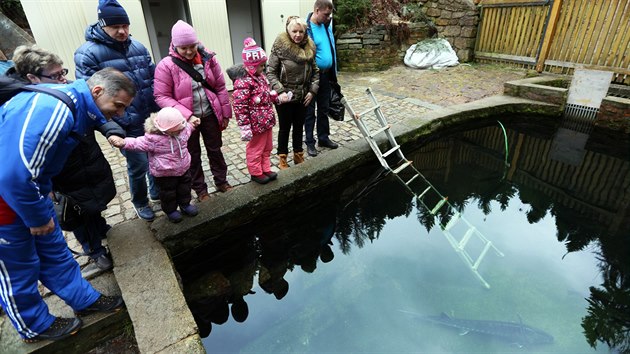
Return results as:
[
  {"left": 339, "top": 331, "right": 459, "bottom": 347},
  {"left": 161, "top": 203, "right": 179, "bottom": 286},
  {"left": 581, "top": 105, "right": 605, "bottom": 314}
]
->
[{"left": 535, "top": 0, "right": 563, "bottom": 72}]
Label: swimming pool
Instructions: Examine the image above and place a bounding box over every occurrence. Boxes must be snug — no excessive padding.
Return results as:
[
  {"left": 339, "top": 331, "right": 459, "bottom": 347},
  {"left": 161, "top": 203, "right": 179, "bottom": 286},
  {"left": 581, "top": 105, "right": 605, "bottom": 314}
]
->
[{"left": 178, "top": 120, "right": 629, "bottom": 353}]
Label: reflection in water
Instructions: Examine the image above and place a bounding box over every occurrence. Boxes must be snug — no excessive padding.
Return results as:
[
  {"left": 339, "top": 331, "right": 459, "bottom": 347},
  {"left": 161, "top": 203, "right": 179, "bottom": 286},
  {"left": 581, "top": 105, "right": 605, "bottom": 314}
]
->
[{"left": 177, "top": 120, "right": 629, "bottom": 353}]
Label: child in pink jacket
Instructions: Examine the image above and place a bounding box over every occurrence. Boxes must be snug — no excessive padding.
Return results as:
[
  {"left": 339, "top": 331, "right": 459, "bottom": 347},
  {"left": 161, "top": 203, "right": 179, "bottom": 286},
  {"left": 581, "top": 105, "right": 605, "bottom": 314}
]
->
[
  {"left": 111, "top": 107, "right": 201, "bottom": 223},
  {"left": 227, "top": 38, "right": 288, "bottom": 184}
]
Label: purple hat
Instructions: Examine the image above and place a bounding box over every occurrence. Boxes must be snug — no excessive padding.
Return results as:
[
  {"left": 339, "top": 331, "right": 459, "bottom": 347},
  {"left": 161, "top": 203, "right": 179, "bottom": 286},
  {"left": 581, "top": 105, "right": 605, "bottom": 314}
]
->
[{"left": 171, "top": 20, "right": 199, "bottom": 47}]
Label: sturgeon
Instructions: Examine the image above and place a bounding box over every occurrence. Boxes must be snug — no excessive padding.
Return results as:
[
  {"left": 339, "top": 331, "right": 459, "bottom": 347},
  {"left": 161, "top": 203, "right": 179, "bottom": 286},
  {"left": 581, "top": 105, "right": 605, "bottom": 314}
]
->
[{"left": 400, "top": 310, "right": 554, "bottom": 347}]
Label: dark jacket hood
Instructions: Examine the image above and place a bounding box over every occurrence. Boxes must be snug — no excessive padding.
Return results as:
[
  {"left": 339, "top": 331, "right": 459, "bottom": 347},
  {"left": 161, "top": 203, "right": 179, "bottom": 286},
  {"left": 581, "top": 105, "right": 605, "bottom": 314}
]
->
[{"left": 226, "top": 64, "right": 249, "bottom": 82}]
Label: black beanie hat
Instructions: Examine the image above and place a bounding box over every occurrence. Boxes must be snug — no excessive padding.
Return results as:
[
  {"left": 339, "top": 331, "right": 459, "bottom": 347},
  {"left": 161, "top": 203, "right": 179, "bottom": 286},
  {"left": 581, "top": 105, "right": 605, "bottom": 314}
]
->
[{"left": 97, "top": 0, "right": 130, "bottom": 27}]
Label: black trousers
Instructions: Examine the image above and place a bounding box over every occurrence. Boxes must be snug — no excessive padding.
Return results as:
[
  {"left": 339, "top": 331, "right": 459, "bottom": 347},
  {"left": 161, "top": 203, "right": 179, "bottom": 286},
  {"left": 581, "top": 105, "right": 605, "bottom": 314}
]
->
[
  {"left": 275, "top": 101, "right": 306, "bottom": 154},
  {"left": 155, "top": 170, "right": 192, "bottom": 214}
]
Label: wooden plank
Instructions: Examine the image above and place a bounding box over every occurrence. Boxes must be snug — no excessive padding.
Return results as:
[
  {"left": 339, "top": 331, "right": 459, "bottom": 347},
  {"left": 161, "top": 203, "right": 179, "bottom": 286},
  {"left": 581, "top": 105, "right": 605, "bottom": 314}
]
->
[
  {"left": 504, "top": 6, "right": 519, "bottom": 54},
  {"left": 601, "top": 0, "right": 629, "bottom": 67},
  {"left": 583, "top": 1, "right": 614, "bottom": 66},
  {"left": 475, "top": 51, "right": 536, "bottom": 63},
  {"left": 535, "top": 0, "right": 562, "bottom": 71},
  {"left": 598, "top": 2, "right": 630, "bottom": 67},
  {"left": 481, "top": 0, "right": 548, "bottom": 6},
  {"left": 517, "top": 8, "right": 534, "bottom": 56},
  {"left": 542, "top": 60, "right": 630, "bottom": 75},
  {"left": 549, "top": 0, "right": 576, "bottom": 70},
  {"left": 480, "top": 7, "right": 495, "bottom": 52},
  {"left": 578, "top": 0, "right": 605, "bottom": 66},
  {"left": 565, "top": 0, "right": 595, "bottom": 63}
]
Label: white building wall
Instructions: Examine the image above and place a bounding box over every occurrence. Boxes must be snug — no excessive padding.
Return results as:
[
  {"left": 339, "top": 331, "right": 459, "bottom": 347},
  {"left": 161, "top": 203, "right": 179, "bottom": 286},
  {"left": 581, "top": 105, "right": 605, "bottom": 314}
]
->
[
  {"left": 20, "top": 0, "right": 314, "bottom": 82},
  {"left": 20, "top": 0, "right": 152, "bottom": 81}
]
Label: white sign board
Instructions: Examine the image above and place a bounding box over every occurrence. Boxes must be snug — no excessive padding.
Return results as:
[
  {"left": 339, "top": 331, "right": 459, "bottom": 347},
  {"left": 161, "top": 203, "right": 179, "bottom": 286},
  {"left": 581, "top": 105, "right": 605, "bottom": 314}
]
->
[{"left": 567, "top": 68, "right": 614, "bottom": 109}]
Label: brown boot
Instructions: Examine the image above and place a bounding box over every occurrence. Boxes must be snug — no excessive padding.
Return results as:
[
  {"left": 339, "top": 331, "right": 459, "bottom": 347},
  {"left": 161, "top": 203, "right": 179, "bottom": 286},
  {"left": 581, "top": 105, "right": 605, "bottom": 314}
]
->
[
  {"left": 278, "top": 154, "right": 289, "bottom": 170},
  {"left": 293, "top": 151, "right": 305, "bottom": 165}
]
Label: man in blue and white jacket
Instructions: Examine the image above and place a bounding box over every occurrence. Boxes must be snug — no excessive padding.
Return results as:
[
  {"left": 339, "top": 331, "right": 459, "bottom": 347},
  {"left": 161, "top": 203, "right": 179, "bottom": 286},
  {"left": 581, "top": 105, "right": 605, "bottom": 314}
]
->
[{"left": 0, "top": 68, "right": 134, "bottom": 342}]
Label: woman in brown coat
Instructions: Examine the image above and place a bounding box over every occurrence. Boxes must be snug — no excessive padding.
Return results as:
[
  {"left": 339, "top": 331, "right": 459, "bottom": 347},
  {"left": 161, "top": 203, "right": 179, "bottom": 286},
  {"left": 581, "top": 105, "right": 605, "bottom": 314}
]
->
[{"left": 267, "top": 16, "right": 319, "bottom": 169}]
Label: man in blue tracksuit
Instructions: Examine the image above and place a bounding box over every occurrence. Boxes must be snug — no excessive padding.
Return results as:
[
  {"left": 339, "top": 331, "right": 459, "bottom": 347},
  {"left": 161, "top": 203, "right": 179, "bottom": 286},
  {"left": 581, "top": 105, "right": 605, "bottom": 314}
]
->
[{"left": 0, "top": 68, "right": 132, "bottom": 342}]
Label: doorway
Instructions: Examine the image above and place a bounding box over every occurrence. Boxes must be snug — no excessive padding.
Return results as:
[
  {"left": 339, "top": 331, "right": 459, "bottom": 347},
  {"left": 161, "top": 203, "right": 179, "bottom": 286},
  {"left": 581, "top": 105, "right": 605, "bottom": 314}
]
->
[
  {"left": 226, "top": 0, "right": 262, "bottom": 64},
  {"left": 141, "top": 0, "right": 191, "bottom": 63}
]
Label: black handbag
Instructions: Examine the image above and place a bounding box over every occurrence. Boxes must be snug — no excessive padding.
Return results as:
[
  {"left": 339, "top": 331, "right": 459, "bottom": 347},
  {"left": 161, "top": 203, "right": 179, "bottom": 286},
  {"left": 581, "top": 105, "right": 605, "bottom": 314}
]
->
[
  {"left": 328, "top": 81, "right": 345, "bottom": 122},
  {"left": 52, "top": 192, "right": 82, "bottom": 231}
]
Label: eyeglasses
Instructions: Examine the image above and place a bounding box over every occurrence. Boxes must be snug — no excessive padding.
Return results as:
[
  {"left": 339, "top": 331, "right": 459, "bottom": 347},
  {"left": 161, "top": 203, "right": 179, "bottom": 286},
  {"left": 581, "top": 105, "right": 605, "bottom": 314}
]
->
[{"left": 38, "top": 68, "right": 69, "bottom": 81}]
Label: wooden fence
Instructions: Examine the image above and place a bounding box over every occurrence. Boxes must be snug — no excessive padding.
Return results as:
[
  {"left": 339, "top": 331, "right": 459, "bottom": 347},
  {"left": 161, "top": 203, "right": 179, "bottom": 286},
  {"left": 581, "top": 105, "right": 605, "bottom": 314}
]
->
[{"left": 475, "top": 0, "right": 630, "bottom": 84}]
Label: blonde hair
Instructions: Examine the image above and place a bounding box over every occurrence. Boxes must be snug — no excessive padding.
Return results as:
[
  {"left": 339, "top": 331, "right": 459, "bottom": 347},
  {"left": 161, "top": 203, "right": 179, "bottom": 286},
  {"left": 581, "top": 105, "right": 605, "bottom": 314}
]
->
[{"left": 286, "top": 16, "right": 307, "bottom": 32}]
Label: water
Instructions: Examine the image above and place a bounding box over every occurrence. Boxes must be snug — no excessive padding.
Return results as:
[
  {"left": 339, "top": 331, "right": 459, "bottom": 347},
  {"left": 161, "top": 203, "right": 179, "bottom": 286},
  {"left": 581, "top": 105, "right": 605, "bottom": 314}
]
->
[{"left": 179, "top": 120, "right": 629, "bottom": 353}]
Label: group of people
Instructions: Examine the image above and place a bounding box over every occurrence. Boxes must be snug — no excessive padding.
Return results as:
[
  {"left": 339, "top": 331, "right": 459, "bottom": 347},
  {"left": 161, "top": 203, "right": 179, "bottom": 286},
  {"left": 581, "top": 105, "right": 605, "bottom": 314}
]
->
[{"left": 0, "top": 0, "right": 338, "bottom": 344}]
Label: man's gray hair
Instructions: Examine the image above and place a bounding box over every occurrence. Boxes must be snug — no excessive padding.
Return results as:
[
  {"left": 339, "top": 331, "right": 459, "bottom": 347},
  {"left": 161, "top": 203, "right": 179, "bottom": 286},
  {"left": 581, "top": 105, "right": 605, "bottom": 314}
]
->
[
  {"left": 12, "top": 45, "right": 64, "bottom": 79},
  {"left": 87, "top": 67, "right": 136, "bottom": 97}
]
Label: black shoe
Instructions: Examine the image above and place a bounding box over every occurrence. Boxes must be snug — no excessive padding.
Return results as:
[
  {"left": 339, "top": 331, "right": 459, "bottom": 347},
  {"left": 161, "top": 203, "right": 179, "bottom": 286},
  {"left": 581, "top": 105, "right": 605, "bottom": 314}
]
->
[
  {"left": 93, "top": 253, "right": 113, "bottom": 271},
  {"left": 263, "top": 171, "right": 278, "bottom": 181},
  {"left": 251, "top": 174, "right": 270, "bottom": 184},
  {"left": 318, "top": 139, "right": 339, "bottom": 149},
  {"left": 75, "top": 295, "right": 125, "bottom": 316},
  {"left": 22, "top": 317, "right": 82, "bottom": 343},
  {"left": 306, "top": 144, "right": 318, "bottom": 157}
]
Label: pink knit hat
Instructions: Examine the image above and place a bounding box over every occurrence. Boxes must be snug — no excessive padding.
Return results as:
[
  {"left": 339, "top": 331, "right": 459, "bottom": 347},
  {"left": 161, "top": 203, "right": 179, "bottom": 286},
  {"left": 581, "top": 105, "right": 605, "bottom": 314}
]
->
[
  {"left": 171, "top": 20, "right": 198, "bottom": 47},
  {"left": 153, "top": 107, "right": 186, "bottom": 133},
  {"left": 241, "top": 37, "right": 267, "bottom": 73}
]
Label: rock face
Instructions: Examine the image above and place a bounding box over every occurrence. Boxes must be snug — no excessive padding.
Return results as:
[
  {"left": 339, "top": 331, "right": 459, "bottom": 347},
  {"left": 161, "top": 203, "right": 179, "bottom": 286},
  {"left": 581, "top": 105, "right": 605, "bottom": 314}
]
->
[{"left": 0, "top": 11, "right": 34, "bottom": 59}]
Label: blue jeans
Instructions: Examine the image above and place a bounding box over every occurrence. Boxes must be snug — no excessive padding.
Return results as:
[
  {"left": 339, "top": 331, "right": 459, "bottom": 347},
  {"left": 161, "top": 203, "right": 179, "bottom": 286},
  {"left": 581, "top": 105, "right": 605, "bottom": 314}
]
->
[
  {"left": 305, "top": 70, "right": 332, "bottom": 145},
  {"left": 121, "top": 150, "right": 158, "bottom": 208}
]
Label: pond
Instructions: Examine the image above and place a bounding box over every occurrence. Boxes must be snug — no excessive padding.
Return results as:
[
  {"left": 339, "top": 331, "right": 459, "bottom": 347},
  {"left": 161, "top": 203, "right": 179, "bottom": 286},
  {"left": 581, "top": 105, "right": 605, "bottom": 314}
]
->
[{"left": 176, "top": 118, "right": 629, "bottom": 353}]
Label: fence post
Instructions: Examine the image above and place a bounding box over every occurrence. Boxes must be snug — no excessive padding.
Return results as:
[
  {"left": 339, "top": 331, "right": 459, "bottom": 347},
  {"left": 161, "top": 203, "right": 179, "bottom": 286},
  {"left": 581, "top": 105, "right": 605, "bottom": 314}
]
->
[{"left": 535, "top": 0, "right": 563, "bottom": 72}]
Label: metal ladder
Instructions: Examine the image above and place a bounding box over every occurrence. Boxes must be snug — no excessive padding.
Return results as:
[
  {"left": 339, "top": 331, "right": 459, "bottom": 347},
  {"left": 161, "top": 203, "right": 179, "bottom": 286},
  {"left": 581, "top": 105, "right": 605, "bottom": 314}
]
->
[{"left": 342, "top": 88, "right": 504, "bottom": 289}]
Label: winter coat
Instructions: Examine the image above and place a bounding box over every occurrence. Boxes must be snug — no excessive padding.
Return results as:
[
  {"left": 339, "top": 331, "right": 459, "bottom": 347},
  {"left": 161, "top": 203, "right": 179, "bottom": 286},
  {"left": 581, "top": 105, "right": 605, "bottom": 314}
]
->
[
  {"left": 267, "top": 32, "right": 319, "bottom": 102},
  {"left": 52, "top": 122, "right": 124, "bottom": 214},
  {"left": 0, "top": 80, "right": 109, "bottom": 227},
  {"left": 74, "top": 23, "right": 159, "bottom": 137},
  {"left": 267, "top": 32, "right": 319, "bottom": 103},
  {"left": 227, "top": 64, "right": 276, "bottom": 135},
  {"left": 122, "top": 118, "right": 195, "bottom": 178},
  {"left": 154, "top": 43, "right": 231, "bottom": 125}
]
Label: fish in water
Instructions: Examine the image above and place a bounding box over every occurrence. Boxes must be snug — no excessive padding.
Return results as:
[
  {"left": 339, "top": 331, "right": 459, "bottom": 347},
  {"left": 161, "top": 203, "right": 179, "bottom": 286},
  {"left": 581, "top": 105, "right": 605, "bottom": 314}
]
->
[{"left": 399, "top": 310, "right": 554, "bottom": 347}]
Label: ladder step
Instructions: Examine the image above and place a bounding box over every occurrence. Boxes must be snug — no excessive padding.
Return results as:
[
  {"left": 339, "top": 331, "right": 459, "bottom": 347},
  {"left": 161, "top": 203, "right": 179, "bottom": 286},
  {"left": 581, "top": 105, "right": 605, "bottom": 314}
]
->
[
  {"left": 444, "top": 212, "right": 461, "bottom": 231},
  {"left": 458, "top": 226, "right": 475, "bottom": 248},
  {"left": 405, "top": 173, "right": 420, "bottom": 186},
  {"left": 417, "top": 186, "right": 431, "bottom": 198},
  {"left": 368, "top": 124, "right": 390, "bottom": 138},
  {"left": 472, "top": 242, "right": 493, "bottom": 270},
  {"left": 358, "top": 104, "right": 381, "bottom": 117},
  {"left": 392, "top": 160, "right": 412, "bottom": 174},
  {"left": 430, "top": 197, "right": 448, "bottom": 214},
  {"left": 382, "top": 145, "right": 401, "bottom": 158}
]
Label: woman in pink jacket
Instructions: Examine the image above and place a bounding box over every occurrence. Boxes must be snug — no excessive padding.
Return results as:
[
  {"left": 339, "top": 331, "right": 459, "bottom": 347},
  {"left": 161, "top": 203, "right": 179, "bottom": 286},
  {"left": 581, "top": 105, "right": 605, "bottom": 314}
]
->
[
  {"left": 112, "top": 107, "right": 201, "bottom": 223},
  {"left": 153, "top": 20, "right": 233, "bottom": 202}
]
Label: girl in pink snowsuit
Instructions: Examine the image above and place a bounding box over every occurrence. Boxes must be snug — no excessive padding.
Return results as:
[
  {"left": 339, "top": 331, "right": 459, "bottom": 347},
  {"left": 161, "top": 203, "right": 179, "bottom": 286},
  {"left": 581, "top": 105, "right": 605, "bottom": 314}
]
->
[
  {"left": 227, "top": 38, "right": 288, "bottom": 184},
  {"left": 112, "top": 107, "right": 200, "bottom": 223}
]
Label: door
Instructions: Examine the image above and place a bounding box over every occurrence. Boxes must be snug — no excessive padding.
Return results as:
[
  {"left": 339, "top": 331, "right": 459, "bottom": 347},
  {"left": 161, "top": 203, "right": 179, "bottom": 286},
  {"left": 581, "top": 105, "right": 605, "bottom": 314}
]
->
[{"left": 227, "top": 0, "right": 262, "bottom": 64}]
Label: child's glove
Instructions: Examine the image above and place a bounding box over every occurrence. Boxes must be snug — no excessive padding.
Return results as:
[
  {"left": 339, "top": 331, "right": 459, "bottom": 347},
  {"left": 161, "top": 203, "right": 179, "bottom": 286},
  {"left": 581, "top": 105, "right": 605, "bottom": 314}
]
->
[
  {"left": 270, "top": 90, "right": 278, "bottom": 102},
  {"left": 240, "top": 125, "right": 253, "bottom": 141}
]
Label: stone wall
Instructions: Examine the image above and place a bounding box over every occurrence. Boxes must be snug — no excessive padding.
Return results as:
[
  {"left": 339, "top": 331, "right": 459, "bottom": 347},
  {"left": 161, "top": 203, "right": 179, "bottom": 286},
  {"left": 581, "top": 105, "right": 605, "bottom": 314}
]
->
[
  {"left": 418, "top": 0, "right": 479, "bottom": 62},
  {"left": 336, "top": 23, "right": 431, "bottom": 72},
  {"left": 336, "top": 0, "right": 479, "bottom": 72}
]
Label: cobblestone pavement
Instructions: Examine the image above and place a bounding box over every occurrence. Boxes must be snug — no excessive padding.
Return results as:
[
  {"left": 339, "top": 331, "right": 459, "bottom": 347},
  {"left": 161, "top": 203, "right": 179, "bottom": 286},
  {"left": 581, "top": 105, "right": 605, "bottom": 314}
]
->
[{"left": 94, "top": 63, "right": 529, "bottom": 229}]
